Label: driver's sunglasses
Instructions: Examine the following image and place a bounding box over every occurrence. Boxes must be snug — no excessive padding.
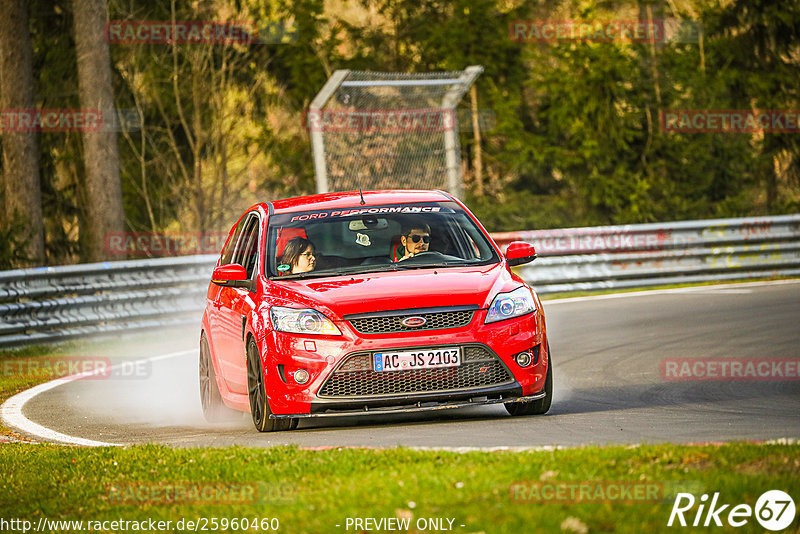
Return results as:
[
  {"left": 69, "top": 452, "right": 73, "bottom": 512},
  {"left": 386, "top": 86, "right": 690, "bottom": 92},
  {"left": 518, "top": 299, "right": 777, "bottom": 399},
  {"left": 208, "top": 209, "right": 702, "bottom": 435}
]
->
[{"left": 407, "top": 234, "right": 431, "bottom": 244}]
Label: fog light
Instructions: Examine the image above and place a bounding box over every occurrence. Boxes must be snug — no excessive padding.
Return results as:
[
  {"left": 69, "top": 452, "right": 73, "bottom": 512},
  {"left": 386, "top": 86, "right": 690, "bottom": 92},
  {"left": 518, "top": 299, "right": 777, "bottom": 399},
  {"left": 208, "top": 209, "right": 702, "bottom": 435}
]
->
[
  {"left": 515, "top": 351, "right": 532, "bottom": 367},
  {"left": 294, "top": 369, "right": 310, "bottom": 384}
]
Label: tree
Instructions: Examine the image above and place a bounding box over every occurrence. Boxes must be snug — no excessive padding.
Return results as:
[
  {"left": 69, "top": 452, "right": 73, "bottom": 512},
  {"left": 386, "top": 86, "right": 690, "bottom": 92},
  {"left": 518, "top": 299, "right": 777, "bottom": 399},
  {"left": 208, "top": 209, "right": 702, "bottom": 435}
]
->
[
  {"left": 0, "top": 0, "right": 45, "bottom": 265},
  {"left": 703, "top": 0, "right": 800, "bottom": 213},
  {"left": 72, "top": 0, "right": 124, "bottom": 261}
]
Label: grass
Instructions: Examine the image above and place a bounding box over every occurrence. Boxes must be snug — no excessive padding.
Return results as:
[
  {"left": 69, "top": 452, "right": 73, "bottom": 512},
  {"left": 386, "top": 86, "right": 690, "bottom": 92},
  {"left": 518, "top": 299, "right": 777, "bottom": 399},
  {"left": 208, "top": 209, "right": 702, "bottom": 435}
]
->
[{"left": 1, "top": 442, "right": 799, "bottom": 533}]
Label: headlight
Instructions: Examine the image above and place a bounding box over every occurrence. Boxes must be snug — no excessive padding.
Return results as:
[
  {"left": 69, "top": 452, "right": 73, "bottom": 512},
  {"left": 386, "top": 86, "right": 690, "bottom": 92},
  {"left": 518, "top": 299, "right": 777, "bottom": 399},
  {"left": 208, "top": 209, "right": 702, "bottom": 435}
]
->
[
  {"left": 485, "top": 286, "right": 536, "bottom": 324},
  {"left": 270, "top": 307, "right": 341, "bottom": 335}
]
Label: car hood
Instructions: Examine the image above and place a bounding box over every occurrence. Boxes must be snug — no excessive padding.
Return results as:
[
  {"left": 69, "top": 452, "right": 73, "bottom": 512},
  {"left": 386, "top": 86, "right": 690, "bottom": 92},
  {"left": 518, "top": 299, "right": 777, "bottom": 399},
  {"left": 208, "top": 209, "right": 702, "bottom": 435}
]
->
[{"left": 269, "top": 263, "right": 522, "bottom": 319}]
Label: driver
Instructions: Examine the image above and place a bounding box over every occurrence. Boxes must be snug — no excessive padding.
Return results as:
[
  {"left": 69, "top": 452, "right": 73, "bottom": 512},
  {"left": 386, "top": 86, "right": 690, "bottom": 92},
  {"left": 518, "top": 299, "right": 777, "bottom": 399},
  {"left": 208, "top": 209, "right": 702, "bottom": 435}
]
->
[{"left": 397, "top": 223, "right": 431, "bottom": 261}]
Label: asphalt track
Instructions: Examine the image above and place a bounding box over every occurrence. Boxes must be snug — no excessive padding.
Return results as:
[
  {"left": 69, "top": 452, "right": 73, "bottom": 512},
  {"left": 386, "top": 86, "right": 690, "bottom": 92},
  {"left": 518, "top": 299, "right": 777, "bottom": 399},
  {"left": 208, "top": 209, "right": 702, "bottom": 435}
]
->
[{"left": 9, "top": 280, "right": 800, "bottom": 448}]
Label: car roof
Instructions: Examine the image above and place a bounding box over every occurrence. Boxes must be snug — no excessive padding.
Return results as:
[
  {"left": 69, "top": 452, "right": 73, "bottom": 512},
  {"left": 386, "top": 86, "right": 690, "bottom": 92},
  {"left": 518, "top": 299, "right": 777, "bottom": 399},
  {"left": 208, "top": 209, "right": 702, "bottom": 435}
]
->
[{"left": 263, "top": 190, "right": 454, "bottom": 214}]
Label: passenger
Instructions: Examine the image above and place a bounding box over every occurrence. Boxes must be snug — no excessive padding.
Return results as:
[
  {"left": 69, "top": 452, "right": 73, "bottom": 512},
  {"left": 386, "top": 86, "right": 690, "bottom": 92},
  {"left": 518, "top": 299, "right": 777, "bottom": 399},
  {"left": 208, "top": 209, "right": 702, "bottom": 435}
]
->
[
  {"left": 397, "top": 223, "right": 431, "bottom": 261},
  {"left": 278, "top": 237, "right": 316, "bottom": 274}
]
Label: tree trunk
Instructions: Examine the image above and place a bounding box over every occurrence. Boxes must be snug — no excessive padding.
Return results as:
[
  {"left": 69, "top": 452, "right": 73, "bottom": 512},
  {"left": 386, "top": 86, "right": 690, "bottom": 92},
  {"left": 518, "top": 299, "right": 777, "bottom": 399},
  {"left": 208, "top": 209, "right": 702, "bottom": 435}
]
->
[
  {"left": 0, "top": 0, "right": 45, "bottom": 265},
  {"left": 470, "top": 85, "right": 483, "bottom": 196},
  {"left": 72, "top": 0, "right": 124, "bottom": 262}
]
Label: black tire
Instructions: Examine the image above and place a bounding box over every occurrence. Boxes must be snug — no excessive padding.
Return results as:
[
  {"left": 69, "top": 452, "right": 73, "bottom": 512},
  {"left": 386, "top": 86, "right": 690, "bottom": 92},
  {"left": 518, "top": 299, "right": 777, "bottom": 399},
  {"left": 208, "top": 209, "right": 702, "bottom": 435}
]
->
[
  {"left": 505, "top": 342, "right": 553, "bottom": 416},
  {"left": 199, "top": 334, "right": 236, "bottom": 422},
  {"left": 246, "top": 339, "right": 294, "bottom": 432}
]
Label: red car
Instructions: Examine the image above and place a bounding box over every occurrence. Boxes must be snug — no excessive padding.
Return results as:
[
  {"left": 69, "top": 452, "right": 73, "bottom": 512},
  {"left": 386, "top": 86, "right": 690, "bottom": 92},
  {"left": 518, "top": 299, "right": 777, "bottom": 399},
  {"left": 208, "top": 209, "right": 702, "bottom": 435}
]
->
[{"left": 199, "top": 190, "right": 552, "bottom": 431}]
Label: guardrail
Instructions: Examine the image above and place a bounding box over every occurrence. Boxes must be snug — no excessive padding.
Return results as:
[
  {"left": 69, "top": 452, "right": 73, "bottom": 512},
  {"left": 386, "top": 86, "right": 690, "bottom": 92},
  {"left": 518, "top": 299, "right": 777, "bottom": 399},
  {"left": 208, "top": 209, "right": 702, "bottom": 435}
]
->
[
  {"left": 494, "top": 214, "right": 800, "bottom": 294},
  {"left": 0, "top": 255, "right": 216, "bottom": 348},
  {"left": 0, "top": 214, "right": 798, "bottom": 348}
]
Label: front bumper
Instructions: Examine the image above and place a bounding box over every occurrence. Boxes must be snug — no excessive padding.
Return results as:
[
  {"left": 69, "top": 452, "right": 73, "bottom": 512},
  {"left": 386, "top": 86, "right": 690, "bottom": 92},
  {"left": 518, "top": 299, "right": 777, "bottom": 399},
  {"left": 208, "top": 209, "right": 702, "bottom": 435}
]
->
[
  {"left": 271, "top": 389, "right": 545, "bottom": 418},
  {"left": 260, "top": 308, "right": 548, "bottom": 415}
]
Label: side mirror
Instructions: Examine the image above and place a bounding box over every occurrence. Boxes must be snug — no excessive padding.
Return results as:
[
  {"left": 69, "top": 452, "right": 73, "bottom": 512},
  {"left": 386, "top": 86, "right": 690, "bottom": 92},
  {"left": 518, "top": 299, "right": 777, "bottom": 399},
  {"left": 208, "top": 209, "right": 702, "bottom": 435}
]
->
[
  {"left": 505, "top": 241, "right": 537, "bottom": 267},
  {"left": 211, "top": 263, "right": 249, "bottom": 287}
]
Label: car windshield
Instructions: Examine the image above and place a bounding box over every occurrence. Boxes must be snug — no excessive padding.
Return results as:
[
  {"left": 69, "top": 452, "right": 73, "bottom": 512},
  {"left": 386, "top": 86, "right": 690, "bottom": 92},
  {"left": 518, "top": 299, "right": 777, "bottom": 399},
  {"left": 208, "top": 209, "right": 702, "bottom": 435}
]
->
[{"left": 266, "top": 201, "right": 499, "bottom": 279}]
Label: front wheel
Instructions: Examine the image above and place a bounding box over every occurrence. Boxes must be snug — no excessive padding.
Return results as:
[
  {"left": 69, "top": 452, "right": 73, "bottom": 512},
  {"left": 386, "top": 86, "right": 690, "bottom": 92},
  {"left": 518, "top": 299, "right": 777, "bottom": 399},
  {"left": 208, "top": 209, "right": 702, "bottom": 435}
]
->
[
  {"left": 505, "top": 343, "right": 553, "bottom": 416},
  {"left": 246, "top": 339, "right": 295, "bottom": 432}
]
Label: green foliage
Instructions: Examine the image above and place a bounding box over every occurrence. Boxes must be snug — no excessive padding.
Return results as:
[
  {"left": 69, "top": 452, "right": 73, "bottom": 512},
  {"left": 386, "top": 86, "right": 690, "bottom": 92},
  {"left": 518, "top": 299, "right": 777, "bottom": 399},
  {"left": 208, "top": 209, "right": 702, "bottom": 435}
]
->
[{"left": 7, "top": 0, "right": 799, "bottom": 267}]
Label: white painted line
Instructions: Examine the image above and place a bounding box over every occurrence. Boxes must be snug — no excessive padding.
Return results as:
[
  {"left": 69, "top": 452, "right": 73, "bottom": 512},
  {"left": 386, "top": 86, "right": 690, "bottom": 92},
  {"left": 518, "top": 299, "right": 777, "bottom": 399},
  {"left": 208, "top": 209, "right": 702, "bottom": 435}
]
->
[
  {"left": 543, "top": 279, "right": 800, "bottom": 305},
  {"left": 410, "top": 445, "right": 567, "bottom": 452},
  {"left": 0, "top": 349, "right": 194, "bottom": 447},
  {"left": 308, "top": 439, "right": 800, "bottom": 453}
]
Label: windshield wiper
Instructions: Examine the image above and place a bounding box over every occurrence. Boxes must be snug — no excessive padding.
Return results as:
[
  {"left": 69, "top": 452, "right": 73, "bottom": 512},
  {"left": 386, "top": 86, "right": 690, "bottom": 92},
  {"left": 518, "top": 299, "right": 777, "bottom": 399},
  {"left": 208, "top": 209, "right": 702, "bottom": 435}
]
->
[
  {"left": 394, "top": 260, "right": 479, "bottom": 269},
  {"left": 272, "top": 271, "right": 341, "bottom": 281},
  {"left": 331, "top": 263, "right": 403, "bottom": 275},
  {"left": 272, "top": 260, "right": 488, "bottom": 280},
  {"left": 272, "top": 263, "right": 400, "bottom": 280}
]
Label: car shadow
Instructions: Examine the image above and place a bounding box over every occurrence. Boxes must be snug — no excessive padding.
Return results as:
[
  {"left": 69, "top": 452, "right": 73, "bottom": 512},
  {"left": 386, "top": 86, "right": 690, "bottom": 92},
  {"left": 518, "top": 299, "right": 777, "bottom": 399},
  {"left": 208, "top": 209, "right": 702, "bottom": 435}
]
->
[{"left": 290, "top": 379, "right": 800, "bottom": 432}]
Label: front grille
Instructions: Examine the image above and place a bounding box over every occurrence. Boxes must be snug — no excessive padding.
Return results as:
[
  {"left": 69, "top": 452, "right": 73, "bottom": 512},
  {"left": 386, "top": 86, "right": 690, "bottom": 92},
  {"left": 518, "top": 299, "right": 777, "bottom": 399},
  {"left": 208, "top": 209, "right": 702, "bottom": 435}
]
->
[
  {"left": 347, "top": 309, "right": 474, "bottom": 334},
  {"left": 318, "top": 345, "right": 514, "bottom": 398}
]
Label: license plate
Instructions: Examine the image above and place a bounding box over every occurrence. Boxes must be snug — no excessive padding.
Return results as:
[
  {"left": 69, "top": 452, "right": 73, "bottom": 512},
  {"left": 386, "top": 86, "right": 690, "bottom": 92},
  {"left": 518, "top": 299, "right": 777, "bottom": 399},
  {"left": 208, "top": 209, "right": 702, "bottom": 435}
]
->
[{"left": 373, "top": 348, "right": 461, "bottom": 372}]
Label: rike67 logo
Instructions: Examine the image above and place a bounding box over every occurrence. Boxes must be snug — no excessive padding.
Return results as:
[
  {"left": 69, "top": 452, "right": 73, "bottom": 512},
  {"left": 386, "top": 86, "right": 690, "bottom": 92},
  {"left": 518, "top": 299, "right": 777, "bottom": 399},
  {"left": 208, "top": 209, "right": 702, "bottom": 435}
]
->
[{"left": 668, "top": 490, "right": 796, "bottom": 531}]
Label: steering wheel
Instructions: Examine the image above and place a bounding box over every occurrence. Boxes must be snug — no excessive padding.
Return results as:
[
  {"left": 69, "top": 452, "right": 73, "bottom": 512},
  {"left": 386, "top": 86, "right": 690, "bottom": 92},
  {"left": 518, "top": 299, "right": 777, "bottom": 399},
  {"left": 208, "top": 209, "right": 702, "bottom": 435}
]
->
[{"left": 401, "top": 250, "right": 444, "bottom": 263}]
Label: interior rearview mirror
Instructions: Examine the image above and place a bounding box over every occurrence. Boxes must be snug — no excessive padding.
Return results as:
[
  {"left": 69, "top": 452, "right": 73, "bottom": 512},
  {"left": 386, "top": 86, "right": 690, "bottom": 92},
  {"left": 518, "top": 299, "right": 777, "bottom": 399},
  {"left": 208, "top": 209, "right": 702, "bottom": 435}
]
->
[{"left": 349, "top": 217, "right": 389, "bottom": 231}]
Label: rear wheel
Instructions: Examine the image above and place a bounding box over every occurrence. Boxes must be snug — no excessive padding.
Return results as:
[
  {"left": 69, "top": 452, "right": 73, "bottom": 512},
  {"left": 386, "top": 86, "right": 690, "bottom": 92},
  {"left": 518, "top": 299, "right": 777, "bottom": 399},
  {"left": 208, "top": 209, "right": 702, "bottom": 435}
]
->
[
  {"left": 199, "top": 334, "right": 235, "bottom": 422},
  {"left": 505, "top": 343, "right": 553, "bottom": 416},
  {"left": 246, "top": 339, "right": 294, "bottom": 432}
]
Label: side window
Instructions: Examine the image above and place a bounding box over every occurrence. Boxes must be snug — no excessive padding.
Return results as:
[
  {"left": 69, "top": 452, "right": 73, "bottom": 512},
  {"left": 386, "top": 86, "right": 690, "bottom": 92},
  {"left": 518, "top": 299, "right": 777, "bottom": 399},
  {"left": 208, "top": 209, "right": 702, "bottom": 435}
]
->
[
  {"left": 231, "top": 215, "right": 260, "bottom": 279},
  {"left": 219, "top": 219, "right": 244, "bottom": 266}
]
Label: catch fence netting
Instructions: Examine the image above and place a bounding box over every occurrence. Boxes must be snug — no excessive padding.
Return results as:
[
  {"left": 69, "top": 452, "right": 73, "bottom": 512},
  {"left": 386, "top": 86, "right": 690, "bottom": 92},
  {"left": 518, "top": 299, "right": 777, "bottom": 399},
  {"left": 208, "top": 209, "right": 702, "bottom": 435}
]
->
[{"left": 309, "top": 67, "right": 482, "bottom": 196}]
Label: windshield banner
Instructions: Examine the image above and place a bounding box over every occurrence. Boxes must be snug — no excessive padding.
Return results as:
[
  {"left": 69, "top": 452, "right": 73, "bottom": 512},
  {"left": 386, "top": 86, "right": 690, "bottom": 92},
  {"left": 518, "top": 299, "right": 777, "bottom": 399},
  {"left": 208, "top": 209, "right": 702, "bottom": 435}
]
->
[{"left": 286, "top": 205, "right": 447, "bottom": 223}]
